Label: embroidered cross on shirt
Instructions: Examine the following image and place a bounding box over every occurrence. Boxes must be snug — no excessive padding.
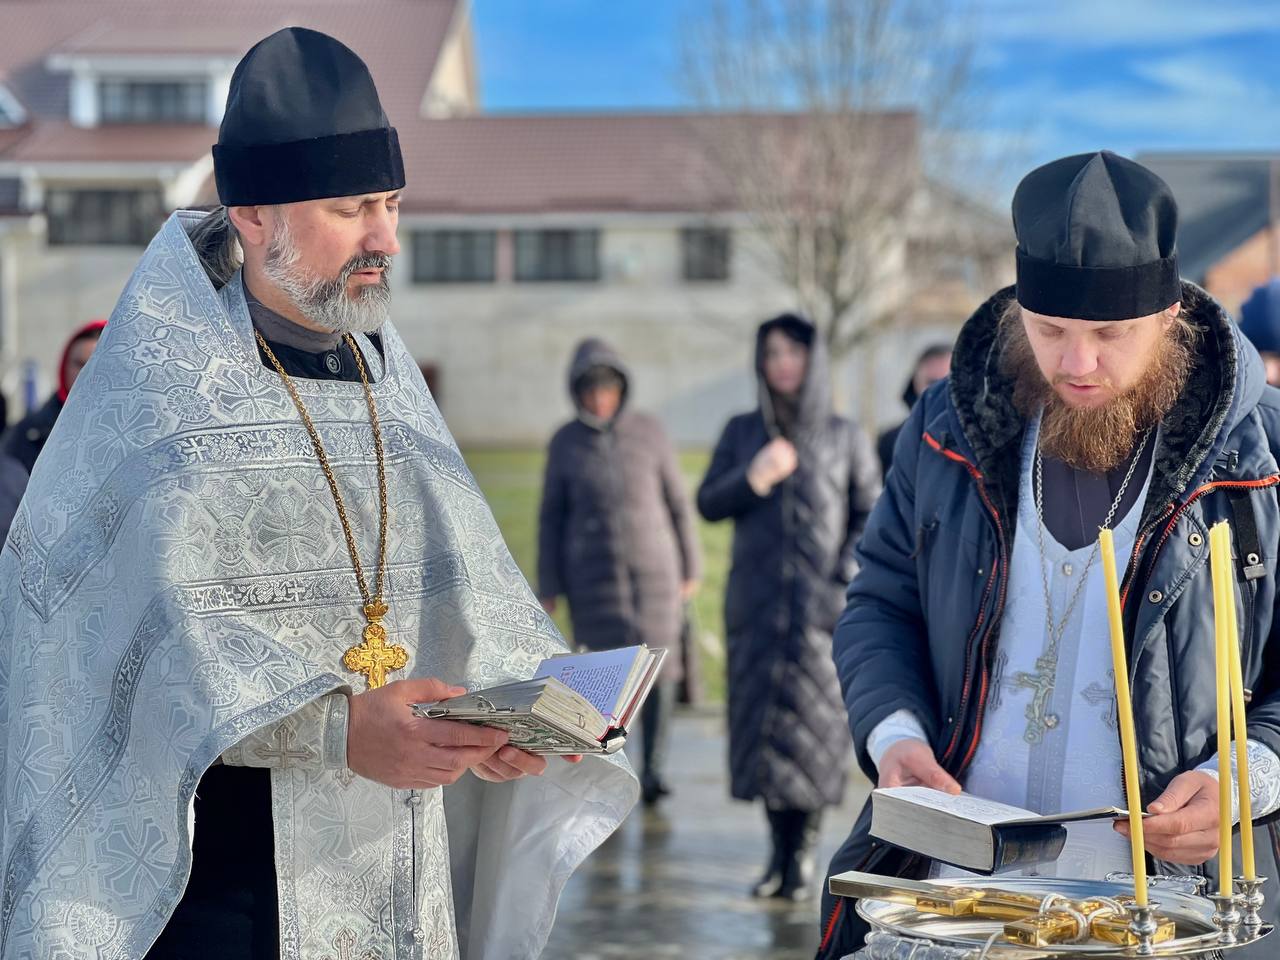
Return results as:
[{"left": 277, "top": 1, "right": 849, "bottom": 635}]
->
[
  {"left": 1082, "top": 672, "right": 1119, "bottom": 731},
  {"left": 252, "top": 724, "right": 314, "bottom": 768},
  {"left": 988, "top": 650, "right": 1009, "bottom": 712},
  {"left": 320, "top": 928, "right": 376, "bottom": 960}
]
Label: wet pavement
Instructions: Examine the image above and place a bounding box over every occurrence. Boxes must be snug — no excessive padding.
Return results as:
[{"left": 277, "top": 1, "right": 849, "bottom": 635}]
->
[{"left": 543, "top": 710, "right": 872, "bottom": 960}]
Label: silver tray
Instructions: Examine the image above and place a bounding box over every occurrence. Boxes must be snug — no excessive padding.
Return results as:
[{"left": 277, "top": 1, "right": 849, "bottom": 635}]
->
[{"left": 855, "top": 875, "right": 1271, "bottom": 957}]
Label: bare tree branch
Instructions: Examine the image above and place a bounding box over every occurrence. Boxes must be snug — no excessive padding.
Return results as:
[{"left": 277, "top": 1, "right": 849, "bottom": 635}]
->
[{"left": 681, "top": 0, "right": 1002, "bottom": 361}]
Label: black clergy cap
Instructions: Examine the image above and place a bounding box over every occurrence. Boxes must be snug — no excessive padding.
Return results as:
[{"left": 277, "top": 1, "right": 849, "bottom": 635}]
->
[
  {"left": 1013, "top": 151, "right": 1180, "bottom": 321},
  {"left": 213, "top": 27, "right": 405, "bottom": 206}
]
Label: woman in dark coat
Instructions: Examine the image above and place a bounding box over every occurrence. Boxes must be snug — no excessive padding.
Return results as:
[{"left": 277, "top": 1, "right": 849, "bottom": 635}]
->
[
  {"left": 537, "top": 338, "right": 702, "bottom": 804},
  {"left": 1, "top": 319, "right": 105, "bottom": 474},
  {"left": 697, "top": 313, "right": 880, "bottom": 900}
]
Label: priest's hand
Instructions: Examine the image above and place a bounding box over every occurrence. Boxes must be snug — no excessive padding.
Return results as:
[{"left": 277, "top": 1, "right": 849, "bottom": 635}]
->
[
  {"left": 877, "top": 739, "right": 962, "bottom": 794},
  {"left": 1115, "top": 770, "right": 1220, "bottom": 864},
  {"left": 472, "top": 749, "right": 589, "bottom": 782},
  {"left": 346, "top": 678, "right": 509, "bottom": 789},
  {"left": 472, "top": 746, "right": 548, "bottom": 782}
]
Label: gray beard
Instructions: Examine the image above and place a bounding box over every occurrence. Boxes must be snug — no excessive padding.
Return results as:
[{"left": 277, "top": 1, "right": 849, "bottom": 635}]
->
[{"left": 262, "top": 222, "right": 393, "bottom": 336}]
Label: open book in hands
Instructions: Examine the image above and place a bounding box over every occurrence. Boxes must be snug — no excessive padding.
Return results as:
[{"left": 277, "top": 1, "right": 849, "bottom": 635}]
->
[
  {"left": 871, "top": 786, "right": 1141, "bottom": 874},
  {"left": 411, "top": 645, "right": 667, "bottom": 755}
]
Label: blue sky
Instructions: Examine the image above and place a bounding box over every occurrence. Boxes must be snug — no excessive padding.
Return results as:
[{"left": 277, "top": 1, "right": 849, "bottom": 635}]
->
[{"left": 471, "top": 1, "right": 1280, "bottom": 198}]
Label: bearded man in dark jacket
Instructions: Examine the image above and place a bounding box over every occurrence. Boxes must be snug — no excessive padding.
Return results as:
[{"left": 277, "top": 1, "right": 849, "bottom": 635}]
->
[{"left": 818, "top": 152, "right": 1280, "bottom": 959}]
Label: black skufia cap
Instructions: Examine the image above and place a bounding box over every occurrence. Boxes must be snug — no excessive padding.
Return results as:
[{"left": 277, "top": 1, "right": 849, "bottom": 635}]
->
[
  {"left": 1013, "top": 151, "right": 1180, "bottom": 321},
  {"left": 213, "top": 27, "right": 405, "bottom": 206}
]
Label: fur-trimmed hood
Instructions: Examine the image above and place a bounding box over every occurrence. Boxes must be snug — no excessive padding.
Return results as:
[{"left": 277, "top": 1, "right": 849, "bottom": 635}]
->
[{"left": 940, "top": 282, "right": 1266, "bottom": 535}]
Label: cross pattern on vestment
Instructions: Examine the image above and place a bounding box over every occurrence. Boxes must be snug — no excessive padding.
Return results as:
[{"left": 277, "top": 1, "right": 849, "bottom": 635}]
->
[
  {"left": 342, "top": 600, "right": 408, "bottom": 690},
  {"left": 1013, "top": 651, "right": 1061, "bottom": 744},
  {"left": 320, "top": 928, "right": 376, "bottom": 960},
  {"left": 988, "top": 650, "right": 1009, "bottom": 712},
  {"left": 253, "top": 724, "right": 314, "bottom": 768},
  {"left": 1082, "top": 672, "right": 1119, "bottom": 731}
]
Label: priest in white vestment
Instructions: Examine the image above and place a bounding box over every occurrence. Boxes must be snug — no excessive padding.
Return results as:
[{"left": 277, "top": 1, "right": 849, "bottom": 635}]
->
[{"left": 0, "top": 27, "right": 636, "bottom": 960}]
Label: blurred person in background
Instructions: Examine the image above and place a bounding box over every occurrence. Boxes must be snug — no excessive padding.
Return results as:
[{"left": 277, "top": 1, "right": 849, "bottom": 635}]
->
[
  {"left": 876, "top": 342, "right": 952, "bottom": 476},
  {"left": 697, "top": 313, "right": 880, "bottom": 901},
  {"left": 0, "top": 452, "right": 26, "bottom": 543},
  {"left": 1239, "top": 277, "right": 1280, "bottom": 386},
  {"left": 538, "top": 337, "right": 702, "bottom": 806},
  {"left": 0, "top": 391, "right": 20, "bottom": 542},
  {"left": 0, "top": 318, "right": 104, "bottom": 473}
]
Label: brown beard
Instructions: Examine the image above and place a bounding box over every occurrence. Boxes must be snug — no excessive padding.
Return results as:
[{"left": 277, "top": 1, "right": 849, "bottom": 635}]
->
[{"left": 1000, "top": 308, "right": 1197, "bottom": 472}]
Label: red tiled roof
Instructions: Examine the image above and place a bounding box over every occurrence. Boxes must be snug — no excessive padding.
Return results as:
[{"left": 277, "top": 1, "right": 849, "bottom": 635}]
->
[
  {"left": 51, "top": 23, "right": 266, "bottom": 56},
  {"left": 398, "top": 112, "right": 918, "bottom": 214},
  {"left": 0, "top": 0, "right": 456, "bottom": 159},
  {"left": 0, "top": 1, "right": 919, "bottom": 216},
  {"left": 1, "top": 121, "right": 214, "bottom": 163}
]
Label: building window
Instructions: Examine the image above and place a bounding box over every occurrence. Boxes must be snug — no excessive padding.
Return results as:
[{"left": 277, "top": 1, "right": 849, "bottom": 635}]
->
[
  {"left": 514, "top": 229, "right": 600, "bottom": 282},
  {"left": 412, "top": 230, "right": 496, "bottom": 283},
  {"left": 45, "top": 189, "right": 166, "bottom": 245},
  {"left": 682, "top": 227, "right": 731, "bottom": 282},
  {"left": 99, "top": 79, "right": 207, "bottom": 124},
  {"left": 0, "top": 84, "right": 25, "bottom": 128}
]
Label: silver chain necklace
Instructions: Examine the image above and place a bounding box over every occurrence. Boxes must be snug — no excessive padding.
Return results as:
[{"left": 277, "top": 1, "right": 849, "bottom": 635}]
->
[{"left": 1014, "top": 430, "right": 1151, "bottom": 743}]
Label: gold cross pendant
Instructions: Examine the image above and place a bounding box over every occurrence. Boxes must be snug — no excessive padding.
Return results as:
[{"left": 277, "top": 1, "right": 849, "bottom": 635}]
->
[{"left": 342, "top": 599, "right": 408, "bottom": 690}]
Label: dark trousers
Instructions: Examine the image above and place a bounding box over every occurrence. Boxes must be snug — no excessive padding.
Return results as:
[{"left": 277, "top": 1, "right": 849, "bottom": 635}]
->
[{"left": 639, "top": 678, "right": 674, "bottom": 788}]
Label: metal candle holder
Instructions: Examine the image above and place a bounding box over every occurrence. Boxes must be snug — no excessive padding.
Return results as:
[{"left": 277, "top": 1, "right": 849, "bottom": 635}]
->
[
  {"left": 1233, "top": 876, "right": 1267, "bottom": 936},
  {"left": 837, "top": 869, "right": 1273, "bottom": 957},
  {"left": 1210, "top": 892, "right": 1243, "bottom": 945},
  {"left": 1125, "top": 901, "right": 1161, "bottom": 957}
]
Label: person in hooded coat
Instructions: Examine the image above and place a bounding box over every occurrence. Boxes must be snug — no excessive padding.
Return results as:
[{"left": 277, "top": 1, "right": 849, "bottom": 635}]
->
[
  {"left": 0, "top": 318, "right": 104, "bottom": 473},
  {"left": 1239, "top": 278, "right": 1280, "bottom": 387},
  {"left": 537, "top": 338, "right": 703, "bottom": 804},
  {"left": 697, "top": 313, "right": 881, "bottom": 901},
  {"left": 876, "top": 343, "right": 952, "bottom": 476}
]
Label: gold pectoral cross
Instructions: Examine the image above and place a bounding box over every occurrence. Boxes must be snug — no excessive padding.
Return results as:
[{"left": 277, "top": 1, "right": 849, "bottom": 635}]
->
[{"left": 342, "top": 600, "right": 408, "bottom": 690}]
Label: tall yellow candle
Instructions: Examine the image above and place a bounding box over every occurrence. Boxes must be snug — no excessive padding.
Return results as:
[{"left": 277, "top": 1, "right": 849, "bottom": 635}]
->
[
  {"left": 1210, "top": 522, "right": 1234, "bottom": 895},
  {"left": 1222, "top": 525, "right": 1256, "bottom": 880},
  {"left": 1099, "top": 527, "right": 1148, "bottom": 907}
]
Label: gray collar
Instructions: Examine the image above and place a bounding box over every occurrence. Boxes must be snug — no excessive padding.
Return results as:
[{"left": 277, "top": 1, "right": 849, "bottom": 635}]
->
[{"left": 242, "top": 277, "right": 343, "bottom": 352}]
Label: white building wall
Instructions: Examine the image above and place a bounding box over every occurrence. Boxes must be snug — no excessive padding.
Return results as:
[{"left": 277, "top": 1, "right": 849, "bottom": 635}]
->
[
  {"left": 1, "top": 214, "right": 967, "bottom": 445},
  {"left": 390, "top": 219, "right": 795, "bottom": 448},
  {"left": 3, "top": 227, "right": 139, "bottom": 403}
]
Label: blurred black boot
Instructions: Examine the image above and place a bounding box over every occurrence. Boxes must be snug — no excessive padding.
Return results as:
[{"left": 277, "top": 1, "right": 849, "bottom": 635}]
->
[
  {"left": 777, "top": 809, "right": 822, "bottom": 901},
  {"left": 639, "top": 680, "right": 673, "bottom": 806},
  {"left": 751, "top": 809, "right": 788, "bottom": 898}
]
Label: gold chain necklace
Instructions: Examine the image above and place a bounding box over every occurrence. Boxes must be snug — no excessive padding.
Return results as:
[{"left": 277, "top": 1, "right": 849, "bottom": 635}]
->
[{"left": 256, "top": 330, "right": 407, "bottom": 690}]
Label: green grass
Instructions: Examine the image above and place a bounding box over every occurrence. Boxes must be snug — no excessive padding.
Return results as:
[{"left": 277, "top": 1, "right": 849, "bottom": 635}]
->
[{"left": 462, "top": 448, "right": 730, "bottom": 703}]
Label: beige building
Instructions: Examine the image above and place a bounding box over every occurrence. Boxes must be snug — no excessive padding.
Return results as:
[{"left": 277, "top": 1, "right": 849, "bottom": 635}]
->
[
  {"left": 1137, "top": 154, "right": 1280, "bottom": 319},
  {"left": 0, "top": 0, "right": 1008, "bottom": 446}
]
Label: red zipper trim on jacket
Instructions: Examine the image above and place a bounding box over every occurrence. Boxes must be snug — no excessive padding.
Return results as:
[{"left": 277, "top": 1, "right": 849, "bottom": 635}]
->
[
  {"left": 1120, "top": 475, "right": 1280, "bottom": 610},
  {"left": 1109, "top": 475, "right": 1280, "bottom": 806},
  {"left": 922, "top": 432, "right": 1008, "bottom": 770},
  {"left": 818, "top": 899, "right": 845, "bottom": 953},
  {"left": 818, "top": 849, "right": 921, "bottom": 953}
]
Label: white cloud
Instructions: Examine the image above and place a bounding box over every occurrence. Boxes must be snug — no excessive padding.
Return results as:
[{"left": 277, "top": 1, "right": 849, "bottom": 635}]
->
[
  {"left": 1128, "top": 53, "right": 1254, "bottom": 101},
  {"left": 977, "top": 0, "right": 1278, "bottom": 47},
  {"left": 1043, "top": 47, "right": 1280, "bottom": 143}
]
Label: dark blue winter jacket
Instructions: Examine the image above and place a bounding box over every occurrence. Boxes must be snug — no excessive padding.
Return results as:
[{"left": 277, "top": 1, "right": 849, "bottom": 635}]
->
[{"left": 819, "top": 283, "right": 1280, "bottom": 958}]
